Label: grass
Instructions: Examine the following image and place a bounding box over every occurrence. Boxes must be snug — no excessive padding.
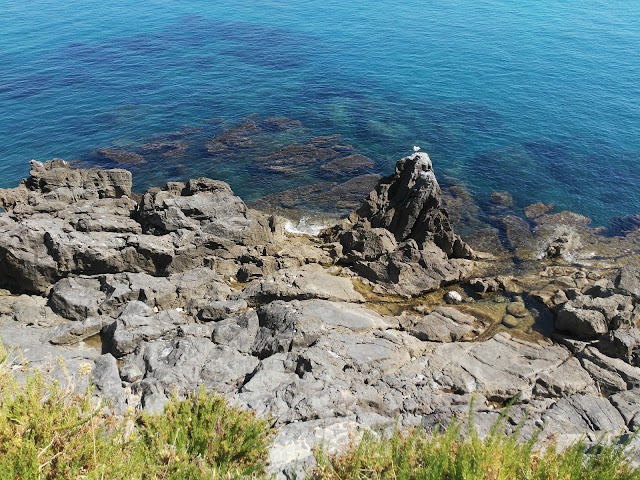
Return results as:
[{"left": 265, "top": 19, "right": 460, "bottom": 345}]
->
[
  {"left": 0, "top": 341, "right": 273, "bottom": 479},
  {"left": 2, "top": 339, "right": 640, "bottom": 479},
  {"left": 311, "top": 414, "right": 640, "bottom": 480}
]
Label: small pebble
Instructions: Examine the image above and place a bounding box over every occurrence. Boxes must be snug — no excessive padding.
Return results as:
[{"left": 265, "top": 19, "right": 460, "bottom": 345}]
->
[{"left": 444, "top": 291, "right": 463, "bottom": 305}]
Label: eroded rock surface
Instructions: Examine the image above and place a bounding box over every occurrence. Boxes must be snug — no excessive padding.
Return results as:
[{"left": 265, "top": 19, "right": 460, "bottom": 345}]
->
[
  {"left": 2, "top": 155, "right": 640, "bottom": 478},
  {"left": 323, "top": 153, "right": 474, "bottom": 296}
]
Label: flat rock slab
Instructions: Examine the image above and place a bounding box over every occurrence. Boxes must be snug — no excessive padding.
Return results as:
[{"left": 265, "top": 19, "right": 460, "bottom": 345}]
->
[
  {"left": 542, "top": 394, "right": 626, "bottom": 442},
  {"left": 253, "top": 299, "right": 398, "bottom": 358},
  {"left": 242, "top": 264, "right": 364, "bottom": 303},
  {"left": 269, "top": 418, "right": 362, "bottom": 479},
  {"left": 405, "top": 306, "right": 478, "bottom": 342},
  {"left": 418, "top": 333, "right": 575, "bottom": 401}
]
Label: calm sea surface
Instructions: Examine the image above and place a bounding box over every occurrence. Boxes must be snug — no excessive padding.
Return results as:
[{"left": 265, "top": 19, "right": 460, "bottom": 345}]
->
[{"left": 1, "top": 0, "right": 639, "bottom": 227}]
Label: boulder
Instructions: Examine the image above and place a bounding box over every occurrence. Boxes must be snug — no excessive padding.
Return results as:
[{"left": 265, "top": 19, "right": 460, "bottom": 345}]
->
[
  {"left": 49, "top": 277, "right": 106, "bottom": 321},
  {"left": 615, "top": 266, "right": 640, "bottom": 299},
  {"left": 610, "top": 389, "right": 640, "bottom": 430},
  {"left": 322, "top": 153, "right": 473, "bottom": 296},
  {"left": 598, "top": 328, "right": 640, "bottom": 366},
  {"left": 135, "top": 178, "right": 281, "bottom": 245},
  {"left": 91, "top": 353, "right": 127, "bottom": 410},
  {"left": 404, "top": 307, "right": 477, "bottom": 343},
  {"left": 47, "top": 316, "right": 107, "bottom": 345}
]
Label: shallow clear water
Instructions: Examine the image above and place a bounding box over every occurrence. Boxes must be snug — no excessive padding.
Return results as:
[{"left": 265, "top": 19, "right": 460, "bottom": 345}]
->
[{"left": 1, "top": 0, "right": 639, "bottom": 227}]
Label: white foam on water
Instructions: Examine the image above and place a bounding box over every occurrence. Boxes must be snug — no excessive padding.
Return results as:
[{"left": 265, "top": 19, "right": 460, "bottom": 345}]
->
[{"left": 283, "top": 216, "right": 329, "bottom": 236}]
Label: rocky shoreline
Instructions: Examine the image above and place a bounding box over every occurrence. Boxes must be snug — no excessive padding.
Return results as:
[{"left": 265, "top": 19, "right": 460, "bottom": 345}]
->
[{"left": 1, "top": 153, "right": 640, "bottom": 478}]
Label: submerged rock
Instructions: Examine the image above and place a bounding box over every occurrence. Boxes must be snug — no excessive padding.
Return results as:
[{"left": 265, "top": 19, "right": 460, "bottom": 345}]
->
[{"left": 97, "top": 148, "right": 146, "bottom": 165}]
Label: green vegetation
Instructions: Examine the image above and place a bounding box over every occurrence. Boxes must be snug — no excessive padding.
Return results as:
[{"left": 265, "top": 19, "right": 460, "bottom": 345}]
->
[
  {"left": 0, "top": 341, "right": 273, "bottom": 479},
  {"left": 312, "top": 417, "right": 640, "bottom": 480},
  {"left": 2, "top": 339, "right": 640, "bottom": 479}
]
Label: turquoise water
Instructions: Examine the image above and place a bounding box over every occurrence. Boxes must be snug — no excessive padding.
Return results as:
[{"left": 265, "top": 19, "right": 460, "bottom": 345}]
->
[{"left": 1, "top": 0, "right": 639, "bottom": 227}]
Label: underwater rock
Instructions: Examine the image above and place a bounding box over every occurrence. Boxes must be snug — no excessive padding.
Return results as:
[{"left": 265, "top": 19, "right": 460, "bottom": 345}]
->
[
  {"left": 205, "top": 120, "right": 262, "bottom": 153},
  {"left": 97, "top": 148, "right": 145, "bottom": 165},
  {"left": 490, "top": 191, "right": 513, "bottom": 208},
  {"left": 320, "top": 154, "right": 374, "bottom": 175}
]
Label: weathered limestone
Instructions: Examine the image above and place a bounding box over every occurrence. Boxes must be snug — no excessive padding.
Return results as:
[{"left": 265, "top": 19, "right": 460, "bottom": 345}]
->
[
  {"left": 323, "top": 153, "right": 474, "bottom": 296},
  {"left": 2, "top": 154, "right": 640, "bottom": 478}
]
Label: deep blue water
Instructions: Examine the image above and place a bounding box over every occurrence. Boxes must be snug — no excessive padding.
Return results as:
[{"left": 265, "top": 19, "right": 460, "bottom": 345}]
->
[{"left": 1, "top": 0, "right": 639, "bottom": 227}]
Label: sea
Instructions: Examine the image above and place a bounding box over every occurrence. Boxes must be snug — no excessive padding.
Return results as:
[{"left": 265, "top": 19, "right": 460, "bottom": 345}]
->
[{"left": 1, "top": 0, "right": 639, "bottom": 229}]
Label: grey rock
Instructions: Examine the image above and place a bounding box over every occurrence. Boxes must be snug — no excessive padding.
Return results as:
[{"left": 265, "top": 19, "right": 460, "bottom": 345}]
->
[
  {"left": 212, "top": 310, "right": 259, "bottom": 353},
  {"left": 169, "top": 268, "right": 232, "bottom": 304},
  {"left": 469, "top": 277, "right": 501, "bottom": 294},
  {"left": 615, "top": 266, "right": 640, "bottom": 299},
  {"left": 27, "top": 159, "right": 132, "bottom": 199},
  {"left": 199, "top": 346, "right": 259, "bottom": 393},
  {"left": 119, "top": 363, "right": 144, "bottom": 383},
  {"left": 49, "top": 277, "right": 106, "bottom": 321},
  {"left": 404, "top": 307, "right": 476, "bottom": 343},
  {"left": 125, "top": 273, "right": 178, "bottom": 310},
  {"left": 91, "top": 353, "right": 126, "bottom": 406},
  {"left": 253, "top": 299, "right": 396, "bottom": 358},
  {"left": 556, "top": 302, "right": 608, "bottom": 339},
  {"left": 353, "top": 153, "right": 472, "bottom": 258},
  {"left": 47, "top": 316, "right": 107, "bottom": 345},
  {"left": 338, "top": 227, "right": 398, "bottom": 262},
  {"left": 11, "top": 295, "right": 47, "bottom": 325},
  {"left": 104, "top": 310, "right": 184, "bottom": 357},
  {"left": 542, "top": 395, "right": 626, "bottom": 442},
  {"left": 136, "top": 179, "right": 281, "bottom": 246},
  {"left": 578, "top": 346, "right": 640, "bottom": 391},
  {"left": 419, "top": 332, "right": 570, "bottom": 402},
  {"left": 0, "top": 218, "right": 62, "bottom": 293},
  {"left": 198, "top": 299, "right": 248, "bottom": 322},
  {"left": 268, "top": 418, "right": 361, "bottom": 479},
  {"left": 610, "top": 389, "right": 640, "bottom": 430},
  {"left": 352, "top": 240, "right": 473, "bottom": 297},
  {"left": 118, "top": 300, "right": 154, "bottom": 318},
  {"left": 598, "top": 328, "right": 640, "bottom": 366},
  {"left": 545, "top": 229, "right": 582, "bottom": 259},
  {"left": 322, "top": 153, "right": 473, "bottom": 296},
  {"left": 579, "top": 357, "right": 629, "bottom": 394},
  {"left": 242, "top": 264, "right": 364, "bottom": 303},
  {"left": 534, "top": 357, "right": 597, "bottom": 397}
]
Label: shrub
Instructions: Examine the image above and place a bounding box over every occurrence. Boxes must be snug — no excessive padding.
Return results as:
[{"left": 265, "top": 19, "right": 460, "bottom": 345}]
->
[
  {"left": 136, "top": 388, "right": 273, "bottom": 479},
  {"left": 0, "top": 341, "right": 273, "bottom": 479},
  {"left": 312, "top": 415, "right": 640, "bottom": 480}
]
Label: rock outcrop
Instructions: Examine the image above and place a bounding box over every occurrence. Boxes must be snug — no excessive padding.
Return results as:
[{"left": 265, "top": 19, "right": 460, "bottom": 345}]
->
[
  {"left": 323, "top": 153, "right": 474, "bottom": 296},
  {"left": 2, "top": 154, "right": 640, "bottom": 478},
  {"left": 0, "top": 160, "right": 285, "bottom": 294}
]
